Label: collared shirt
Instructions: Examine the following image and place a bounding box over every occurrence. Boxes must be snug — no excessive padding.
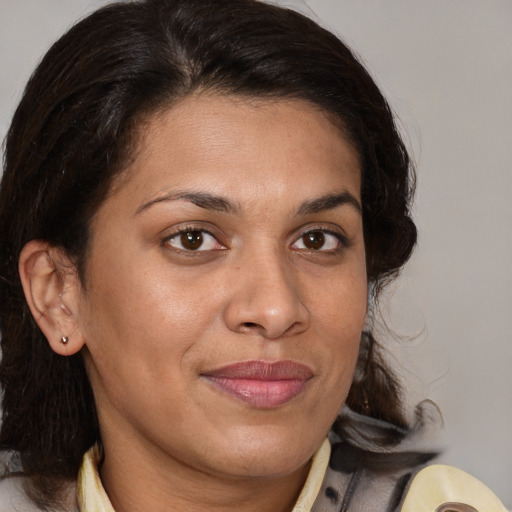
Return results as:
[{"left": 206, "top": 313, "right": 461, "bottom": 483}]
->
[{"left": 0, "top": 433, "right": 507, "bottom": 511}]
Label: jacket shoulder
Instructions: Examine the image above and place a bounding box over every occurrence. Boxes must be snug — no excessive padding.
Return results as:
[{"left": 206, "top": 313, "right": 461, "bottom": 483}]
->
[
  {"left": 0, "top": 475, "right": 42, "bottom": 512},
  {"left": 401, "top": 464, "right": 508, "bottom": 512}
]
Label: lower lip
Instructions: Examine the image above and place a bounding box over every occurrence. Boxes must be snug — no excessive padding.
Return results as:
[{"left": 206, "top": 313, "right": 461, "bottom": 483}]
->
[{"left": 204, "top": 376, "right": 308, "bottom": 408}]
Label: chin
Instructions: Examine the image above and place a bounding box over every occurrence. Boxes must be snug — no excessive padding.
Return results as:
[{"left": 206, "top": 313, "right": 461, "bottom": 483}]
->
[{"left": 208, "top": 426, "right": 320, "bottom": 479}]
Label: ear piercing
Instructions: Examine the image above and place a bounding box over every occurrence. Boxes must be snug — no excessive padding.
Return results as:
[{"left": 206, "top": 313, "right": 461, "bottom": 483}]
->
[{"left": 60, "top": 336, "right": 69, "bottom": 345}]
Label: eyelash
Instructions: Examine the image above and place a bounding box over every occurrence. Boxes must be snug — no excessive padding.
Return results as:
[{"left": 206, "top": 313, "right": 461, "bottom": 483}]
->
[{"left": 162, "top": 224, "right": 350, "bottom": 255}]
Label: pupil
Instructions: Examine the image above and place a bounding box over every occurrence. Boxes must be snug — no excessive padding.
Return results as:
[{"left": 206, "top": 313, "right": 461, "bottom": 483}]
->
[
  {"left": 181, "top": 231, "right": 203, "bottom": 250},
  {"left": 304, "top": 231, "right": 324, "bottom": 250}
]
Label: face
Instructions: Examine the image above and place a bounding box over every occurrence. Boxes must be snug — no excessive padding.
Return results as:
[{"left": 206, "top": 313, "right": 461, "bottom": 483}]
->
[{"left": 75, "top": 95, "right": 367, "bottom": 482}]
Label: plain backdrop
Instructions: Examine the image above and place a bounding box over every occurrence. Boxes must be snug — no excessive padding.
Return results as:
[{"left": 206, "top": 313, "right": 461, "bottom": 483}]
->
[{"left": 1, "top": 0, "right": 511, "bottom": 506}]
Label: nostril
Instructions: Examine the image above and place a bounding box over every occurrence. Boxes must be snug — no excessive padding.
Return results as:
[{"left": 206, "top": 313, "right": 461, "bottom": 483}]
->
[{"left": 242, "top": 322, "right": 259, "bottom": 329}]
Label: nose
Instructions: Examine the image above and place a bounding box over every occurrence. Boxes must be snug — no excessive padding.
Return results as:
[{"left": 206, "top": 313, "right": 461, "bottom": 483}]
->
[{"left": 223, "top": 249, "right": 310, "bottom": 339}]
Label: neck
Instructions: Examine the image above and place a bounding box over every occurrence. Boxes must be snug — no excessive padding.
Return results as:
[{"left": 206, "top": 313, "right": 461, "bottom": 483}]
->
[{"left": 98, "top": 433, "right": 312, "bottom": 512}]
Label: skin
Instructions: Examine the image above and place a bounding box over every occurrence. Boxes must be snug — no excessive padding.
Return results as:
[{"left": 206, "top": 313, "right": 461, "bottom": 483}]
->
[{"left": 23, "top": 95, "right": 368, "bottom": 512}]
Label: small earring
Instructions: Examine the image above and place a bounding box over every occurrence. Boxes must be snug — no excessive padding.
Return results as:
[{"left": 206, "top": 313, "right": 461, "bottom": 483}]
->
[{"left": 60, "top": 336, "right": 69, "bottom": 345}]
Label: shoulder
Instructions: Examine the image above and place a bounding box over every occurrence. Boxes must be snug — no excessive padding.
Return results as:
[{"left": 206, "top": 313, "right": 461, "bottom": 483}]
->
[
  {"left": 0, "top": 475, "right": 42, "bottom": 512},
  {"left": 312, "top": 460, "right": 508, "bottom": 512},
  {"left": 401, "top": 464, "right": 508, "bottom": 512},
  {"left": 0, "top": 475, "right": 77, "bottom": 512}
]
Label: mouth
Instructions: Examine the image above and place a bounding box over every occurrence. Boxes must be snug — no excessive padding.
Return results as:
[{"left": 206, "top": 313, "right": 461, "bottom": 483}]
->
[{"left": 201, "top": 360, "right": 313, "bottom": 409}]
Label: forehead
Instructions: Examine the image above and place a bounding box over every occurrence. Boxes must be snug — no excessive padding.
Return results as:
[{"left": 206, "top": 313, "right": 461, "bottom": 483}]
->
[{"left": 108, "top": 94, "right": 362, "bottom": 214}]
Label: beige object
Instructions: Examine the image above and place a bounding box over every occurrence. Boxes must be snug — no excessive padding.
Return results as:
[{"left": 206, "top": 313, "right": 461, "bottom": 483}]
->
[{"left": 401, "top": 465, "right": 508, "bottom": 512}]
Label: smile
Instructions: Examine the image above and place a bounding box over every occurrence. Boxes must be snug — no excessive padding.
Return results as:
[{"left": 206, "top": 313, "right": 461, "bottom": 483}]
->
[{"left": 202, "top": 360, "right": 313, "bottom": 409}]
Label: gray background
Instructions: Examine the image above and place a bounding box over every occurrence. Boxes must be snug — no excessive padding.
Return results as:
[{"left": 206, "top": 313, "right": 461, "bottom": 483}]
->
[{"left": 1, "top": 0, "right": 511, "bottom": 506}]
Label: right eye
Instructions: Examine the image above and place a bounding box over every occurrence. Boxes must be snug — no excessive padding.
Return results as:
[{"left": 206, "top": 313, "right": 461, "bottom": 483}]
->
[{"left": 165, "top": 229, "right": 225, "bottom": 252}]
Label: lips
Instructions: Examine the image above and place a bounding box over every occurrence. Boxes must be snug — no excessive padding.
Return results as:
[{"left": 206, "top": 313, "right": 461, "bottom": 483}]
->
[{"left": 202, "top": 360, "right": 313, "bottom": 409}]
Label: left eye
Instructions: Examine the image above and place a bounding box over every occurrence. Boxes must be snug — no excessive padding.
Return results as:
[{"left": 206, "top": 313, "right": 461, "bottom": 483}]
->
[
  {"left": 166, "top": 230, "right": 222, "bottom": 251},
  {"left": 292, "top": 230, "right": 341, "bottom": 251}
]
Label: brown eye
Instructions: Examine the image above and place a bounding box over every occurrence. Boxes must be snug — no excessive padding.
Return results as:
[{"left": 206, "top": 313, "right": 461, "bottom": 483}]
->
[
  {"left": 181, "top": 231, "right": 203, "bottom": 250},
  {"left": 302, "top": 231, "right": 325, "bottom": 250},
  {"left": 166, "top": 229, "right": 223, "bottom": 252},
  {"left": 291, "top": 229, "right": 342, "bottom": 252}
]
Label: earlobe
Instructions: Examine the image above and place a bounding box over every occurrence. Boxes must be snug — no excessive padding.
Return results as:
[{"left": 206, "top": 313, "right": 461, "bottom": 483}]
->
[{"left": 18, "top": 240, "right": 85, "bottom": 356}]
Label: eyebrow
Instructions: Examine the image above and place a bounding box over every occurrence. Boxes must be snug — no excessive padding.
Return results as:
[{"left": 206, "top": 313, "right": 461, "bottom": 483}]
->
[
  {"left": 296, "top": 192, "right": 361, "bottom": 216},
  {"left": 135, "top": 190, "right": 240, "bottom": 215},
  {"left": 135, "top": 189, "right": 361, "bottom": 217}
]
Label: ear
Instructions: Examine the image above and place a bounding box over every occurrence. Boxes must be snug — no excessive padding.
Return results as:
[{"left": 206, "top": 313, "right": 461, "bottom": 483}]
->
[{"left": 19, "top": 240, "right": 85, "bottom": 356}]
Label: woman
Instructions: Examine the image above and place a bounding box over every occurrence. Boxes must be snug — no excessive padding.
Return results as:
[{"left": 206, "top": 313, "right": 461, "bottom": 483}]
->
[{"left": 0, "top": 0, "right": 506, "bottom": 511}]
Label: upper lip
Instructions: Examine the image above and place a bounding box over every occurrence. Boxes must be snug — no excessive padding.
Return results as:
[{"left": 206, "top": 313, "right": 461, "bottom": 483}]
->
[{"left": 202, "top": 360, "right": 313, "bottom": 381}]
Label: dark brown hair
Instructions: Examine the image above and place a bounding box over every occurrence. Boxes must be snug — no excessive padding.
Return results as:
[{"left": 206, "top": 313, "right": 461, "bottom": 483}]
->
[{"left": 0, "top": 0, "right": 416, "bottom": 507}]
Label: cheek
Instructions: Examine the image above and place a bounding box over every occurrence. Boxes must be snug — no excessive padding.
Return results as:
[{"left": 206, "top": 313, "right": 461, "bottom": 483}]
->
[
  {"left": 310, "top": 263, "right": 367, "bottom": 337},
  {"left": 310, "top": 265, "right": 367, "bottom": 383},
  {"left": 78, "top": 248, "right": 227, "bottom": 386}
]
